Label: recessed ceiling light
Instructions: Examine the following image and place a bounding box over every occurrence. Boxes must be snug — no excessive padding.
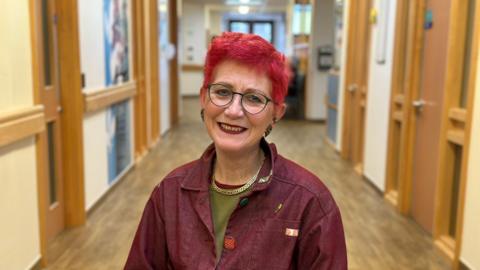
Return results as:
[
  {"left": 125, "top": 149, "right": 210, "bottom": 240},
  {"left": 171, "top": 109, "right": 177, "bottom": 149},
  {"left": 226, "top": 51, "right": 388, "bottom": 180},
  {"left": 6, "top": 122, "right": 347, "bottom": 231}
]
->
[{"left": 238, "top": 5, "right": 250, "bottom": 14}]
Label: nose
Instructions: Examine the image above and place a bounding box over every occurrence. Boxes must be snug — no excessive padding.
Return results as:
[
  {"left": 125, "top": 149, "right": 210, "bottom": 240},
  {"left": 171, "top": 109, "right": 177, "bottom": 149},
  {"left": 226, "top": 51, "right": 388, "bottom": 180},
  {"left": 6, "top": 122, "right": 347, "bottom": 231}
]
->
[{"left": 224, "top": 94, "right": 245, "bottom": 118}]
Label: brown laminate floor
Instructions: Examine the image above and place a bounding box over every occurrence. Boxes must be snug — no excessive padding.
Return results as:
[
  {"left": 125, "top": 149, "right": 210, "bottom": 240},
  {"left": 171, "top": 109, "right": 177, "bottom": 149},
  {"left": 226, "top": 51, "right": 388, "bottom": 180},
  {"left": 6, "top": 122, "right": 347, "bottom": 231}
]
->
[{"left": 45, "top": 97, "right": 451, "bottom": 270}]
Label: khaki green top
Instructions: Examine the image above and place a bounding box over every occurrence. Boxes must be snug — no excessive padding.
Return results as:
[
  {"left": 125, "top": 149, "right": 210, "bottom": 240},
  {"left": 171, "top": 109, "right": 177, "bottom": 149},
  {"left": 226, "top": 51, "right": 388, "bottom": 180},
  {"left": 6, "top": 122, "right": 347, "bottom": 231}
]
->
[{"left": 209, "top": 184, "right": 250, "bottom": 262}]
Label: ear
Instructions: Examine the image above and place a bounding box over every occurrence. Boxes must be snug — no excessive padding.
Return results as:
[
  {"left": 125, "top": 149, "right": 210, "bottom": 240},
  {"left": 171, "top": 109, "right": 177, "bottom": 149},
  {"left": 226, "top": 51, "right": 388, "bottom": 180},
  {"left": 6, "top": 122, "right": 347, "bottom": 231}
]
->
[
  {"left": 200, "top": 87, "right": 208, "bottom": 109},
  {"left": 272, "top": 103, "right": 286, "bottom": 124}
]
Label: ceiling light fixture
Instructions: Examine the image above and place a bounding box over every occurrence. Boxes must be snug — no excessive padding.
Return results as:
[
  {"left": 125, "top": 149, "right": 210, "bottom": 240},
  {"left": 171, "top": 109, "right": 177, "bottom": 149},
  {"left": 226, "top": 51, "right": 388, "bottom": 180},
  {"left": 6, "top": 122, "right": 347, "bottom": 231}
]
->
[{"left": 238, "top": 5, "right": 250, "bottom": 14}]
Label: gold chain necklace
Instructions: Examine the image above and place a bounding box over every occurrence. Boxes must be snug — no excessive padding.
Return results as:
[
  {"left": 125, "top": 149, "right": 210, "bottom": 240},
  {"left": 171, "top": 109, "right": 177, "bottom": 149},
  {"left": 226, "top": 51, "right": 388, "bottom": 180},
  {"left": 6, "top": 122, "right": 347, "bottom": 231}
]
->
[{"left": 211, "top": 158, "right": 263, "bottom": 196}]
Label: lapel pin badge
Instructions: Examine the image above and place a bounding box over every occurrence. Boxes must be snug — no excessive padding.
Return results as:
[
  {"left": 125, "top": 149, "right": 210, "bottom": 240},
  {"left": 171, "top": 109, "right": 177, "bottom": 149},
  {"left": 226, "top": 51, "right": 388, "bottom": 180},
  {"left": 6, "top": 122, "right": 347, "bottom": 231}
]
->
[{"left": 285, "top": 228, "right": 299, "bottom": 237}]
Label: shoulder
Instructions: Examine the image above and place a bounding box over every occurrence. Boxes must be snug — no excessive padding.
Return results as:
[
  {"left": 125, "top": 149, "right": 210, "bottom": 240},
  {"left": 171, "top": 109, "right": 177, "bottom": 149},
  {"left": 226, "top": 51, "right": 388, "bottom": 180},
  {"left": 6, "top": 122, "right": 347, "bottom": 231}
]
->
[
  {"left": 154, "top": 159, "right": 199, "bottom": 190},
  {"left": 272, "top": 155, "right": 338, "bottom": 214}
]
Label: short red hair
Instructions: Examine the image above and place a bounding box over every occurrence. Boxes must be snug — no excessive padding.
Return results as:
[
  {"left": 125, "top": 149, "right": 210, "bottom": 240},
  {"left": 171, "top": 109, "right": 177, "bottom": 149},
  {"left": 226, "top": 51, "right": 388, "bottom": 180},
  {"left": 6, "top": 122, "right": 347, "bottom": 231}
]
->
[{"left": 202, "top": 32, "right": 291, "bottom": 104}]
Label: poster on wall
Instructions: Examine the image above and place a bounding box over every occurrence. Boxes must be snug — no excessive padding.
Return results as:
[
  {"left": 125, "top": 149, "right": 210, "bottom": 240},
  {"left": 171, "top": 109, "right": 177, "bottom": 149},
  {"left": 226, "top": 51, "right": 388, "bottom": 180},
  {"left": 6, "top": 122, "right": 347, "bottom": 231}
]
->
[
  {"left": 106, "top": 100, "right": 131, "bottom": 184},
  {"left": 103, "top": 0, "right": 130, "bottom": 86},
  {"left": 104, "top": 0, "right": 132, "bottom": 184}
]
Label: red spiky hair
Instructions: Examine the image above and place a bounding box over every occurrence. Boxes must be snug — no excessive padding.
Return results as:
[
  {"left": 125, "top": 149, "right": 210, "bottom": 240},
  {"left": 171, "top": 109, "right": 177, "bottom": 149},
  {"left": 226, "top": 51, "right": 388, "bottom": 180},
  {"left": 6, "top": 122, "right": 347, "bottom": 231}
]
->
[{"left": 201, "top": 32, "right": 291, "bottom": 104}]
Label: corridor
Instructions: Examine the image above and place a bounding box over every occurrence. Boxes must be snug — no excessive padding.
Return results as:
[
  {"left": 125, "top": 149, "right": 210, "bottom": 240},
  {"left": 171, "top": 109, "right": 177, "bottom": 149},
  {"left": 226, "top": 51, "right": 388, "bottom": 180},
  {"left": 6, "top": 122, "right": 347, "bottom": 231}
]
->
[{"left": 44, "top": 98, "right": 450, "bottom": 270}]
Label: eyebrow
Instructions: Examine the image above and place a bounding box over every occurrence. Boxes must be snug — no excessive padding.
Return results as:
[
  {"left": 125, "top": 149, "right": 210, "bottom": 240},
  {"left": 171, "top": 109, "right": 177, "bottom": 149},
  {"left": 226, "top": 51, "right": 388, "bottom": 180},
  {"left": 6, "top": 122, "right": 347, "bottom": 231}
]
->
[{"left": 212, "top": 82, "right": 266, "bottom": 95}]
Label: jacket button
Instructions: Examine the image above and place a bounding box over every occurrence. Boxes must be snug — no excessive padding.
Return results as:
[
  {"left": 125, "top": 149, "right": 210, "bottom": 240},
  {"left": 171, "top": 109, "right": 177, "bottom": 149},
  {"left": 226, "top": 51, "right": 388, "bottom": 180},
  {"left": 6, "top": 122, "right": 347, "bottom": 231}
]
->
[
  {"left": 224, "top": 235, "right": 236, "bottom": 250},
  {"left": 239, "top": 197, "right": 249, "bottom": 207}
]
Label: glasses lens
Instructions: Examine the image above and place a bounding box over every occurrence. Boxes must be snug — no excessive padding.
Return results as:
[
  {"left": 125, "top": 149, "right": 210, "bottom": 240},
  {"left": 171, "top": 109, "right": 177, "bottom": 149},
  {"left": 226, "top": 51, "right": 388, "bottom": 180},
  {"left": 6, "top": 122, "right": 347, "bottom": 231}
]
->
[
  {"left": 243, "top": 93, "right": 267, "bottom": 114},
  {"left": 209, "top": 84, "right": 233, "bottom": 106}
]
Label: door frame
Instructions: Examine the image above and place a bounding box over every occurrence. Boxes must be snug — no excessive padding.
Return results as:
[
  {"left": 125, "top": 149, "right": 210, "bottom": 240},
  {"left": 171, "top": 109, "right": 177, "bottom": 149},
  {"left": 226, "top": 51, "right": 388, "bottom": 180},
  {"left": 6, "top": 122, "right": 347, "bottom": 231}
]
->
[
  {"left": 384, "top": 0, "right": 425, "bottom": 214},
  {"left": 133, "top": 0, "right": 161, "bottom": 160},
  {"left": 341, "top": 0, "right": 371, "bottom": 173},
  {"left": 132, "top": 0, "right": 148, "bottom": 161},
  {"left": 433, "top": 0, "right": 479, "bottom": 267},
  {"left": 168, "top": 0, "right": 179, "bottom": 126},
  {"left": 30, "top": 0, "right": 86, "bottom": 265},
  {"left": 145, "top": 0, "right": 160, "bottom": 145}
]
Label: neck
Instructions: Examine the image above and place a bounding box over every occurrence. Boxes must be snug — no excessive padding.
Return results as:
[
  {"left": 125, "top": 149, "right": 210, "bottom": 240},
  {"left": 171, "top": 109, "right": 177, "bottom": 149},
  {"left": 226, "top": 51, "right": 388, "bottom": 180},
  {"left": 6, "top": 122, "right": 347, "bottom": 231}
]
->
[{"left": 214, "top": 145, "right": 264, "bottom": 186}]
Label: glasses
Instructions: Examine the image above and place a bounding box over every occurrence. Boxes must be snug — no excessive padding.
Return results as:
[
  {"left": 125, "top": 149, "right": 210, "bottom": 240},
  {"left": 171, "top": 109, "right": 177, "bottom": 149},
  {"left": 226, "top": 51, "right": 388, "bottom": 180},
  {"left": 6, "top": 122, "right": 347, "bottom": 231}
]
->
[{"left": 207, "top": 83, "right": 273, "bottom": 114}]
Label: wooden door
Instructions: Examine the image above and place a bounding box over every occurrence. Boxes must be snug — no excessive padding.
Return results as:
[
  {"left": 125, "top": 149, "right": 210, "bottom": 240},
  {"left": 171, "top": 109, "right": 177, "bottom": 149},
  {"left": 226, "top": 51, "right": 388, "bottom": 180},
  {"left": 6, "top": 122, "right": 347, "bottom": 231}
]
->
[
  {"left": 341, "top": 0, "right": 371, "bottom": 173},
  {"left": 410, "top": 0, "right": 452, "bottom": 233},
  {"left": 39, "top": 0, "right": 65, "bottom": 242},
  {"left": 434, "top": 0, "right": 479, "bottom": 264}
]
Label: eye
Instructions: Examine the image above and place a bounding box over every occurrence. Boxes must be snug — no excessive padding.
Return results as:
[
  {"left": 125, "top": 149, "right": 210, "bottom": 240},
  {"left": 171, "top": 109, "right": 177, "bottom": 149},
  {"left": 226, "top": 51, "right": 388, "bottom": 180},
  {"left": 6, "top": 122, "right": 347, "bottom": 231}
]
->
[
  {"left": 211, "top": 86, "right": 232, "bottom": 97},
  {"left": 245, "top": 93, "right": 265, "bottom": 104}
]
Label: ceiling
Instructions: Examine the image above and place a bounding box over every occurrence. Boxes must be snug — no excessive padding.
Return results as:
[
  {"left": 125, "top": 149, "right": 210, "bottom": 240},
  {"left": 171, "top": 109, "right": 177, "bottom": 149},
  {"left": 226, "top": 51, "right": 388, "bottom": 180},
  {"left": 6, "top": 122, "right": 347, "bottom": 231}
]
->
[{"left": 182, "top": 0, "right": 290, "bottom": 8}]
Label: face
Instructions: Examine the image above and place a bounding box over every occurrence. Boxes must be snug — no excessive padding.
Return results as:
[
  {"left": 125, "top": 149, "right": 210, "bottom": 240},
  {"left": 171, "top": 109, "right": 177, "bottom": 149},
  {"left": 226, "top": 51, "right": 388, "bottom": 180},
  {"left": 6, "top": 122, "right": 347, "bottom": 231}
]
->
[{"left": 201, "top": 60, "right": 285, "bottom": 155}]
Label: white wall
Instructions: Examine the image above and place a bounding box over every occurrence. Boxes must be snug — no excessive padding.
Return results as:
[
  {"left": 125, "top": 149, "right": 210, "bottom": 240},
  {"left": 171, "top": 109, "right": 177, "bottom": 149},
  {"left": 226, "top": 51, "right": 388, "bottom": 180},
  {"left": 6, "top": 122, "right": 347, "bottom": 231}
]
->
[
  {"left": 180, "top": 2, "right": 205, "bottom": 96},
  {"left": 0, "top": 1, "right": 34, "bottom": 109},
  {"left": 362, "top": 0, "right": 396, "bottom": 191},
  {"left": 83, "top": 111, "right": 109, "bottom": 210},
  {"left": 0, "top": 1, "right": 41, "bottom": 269},
  {"left": 0, "top": 139, "right": 40, "bottom": 270},
  {"left": 182, "top": 2, "right": 206, "bottom": 64},
  {"left": 209, "top": 10, "right": 224, "bottom": 36},
  {"left": 78, "top": 0, "right": 106, "bottom": 91},
  {"left": 460, "top": 44, "right": 480, "bottom": 270},
  {"left": 181, "top": 72, "right": 203, "bottom": 96},
  {"left": 305, "top": 0, "right": 334, "bottom": 120}
]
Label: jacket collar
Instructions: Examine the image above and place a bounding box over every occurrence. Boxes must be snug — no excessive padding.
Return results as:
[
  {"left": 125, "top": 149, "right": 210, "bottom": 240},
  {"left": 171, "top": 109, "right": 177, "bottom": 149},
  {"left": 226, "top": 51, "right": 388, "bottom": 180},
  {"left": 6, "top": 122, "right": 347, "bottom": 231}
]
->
[{"left": 181, "top": 138, "right": 277, "bottom": 192}]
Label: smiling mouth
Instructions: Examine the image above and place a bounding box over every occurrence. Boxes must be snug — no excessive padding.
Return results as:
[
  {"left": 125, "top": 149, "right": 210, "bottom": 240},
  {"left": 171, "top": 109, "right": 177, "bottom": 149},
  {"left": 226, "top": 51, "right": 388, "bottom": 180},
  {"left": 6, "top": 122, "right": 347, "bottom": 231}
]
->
[{"left": 218, "top": 122, "right": 247, "bottom": 134}]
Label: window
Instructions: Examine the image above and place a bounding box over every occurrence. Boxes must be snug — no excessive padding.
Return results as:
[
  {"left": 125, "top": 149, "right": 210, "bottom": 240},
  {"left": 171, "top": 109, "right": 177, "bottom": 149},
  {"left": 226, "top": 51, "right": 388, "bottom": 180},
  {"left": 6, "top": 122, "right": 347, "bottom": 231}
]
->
[{"left": 228, "top": 20, "right": 274, "bottom": 43}]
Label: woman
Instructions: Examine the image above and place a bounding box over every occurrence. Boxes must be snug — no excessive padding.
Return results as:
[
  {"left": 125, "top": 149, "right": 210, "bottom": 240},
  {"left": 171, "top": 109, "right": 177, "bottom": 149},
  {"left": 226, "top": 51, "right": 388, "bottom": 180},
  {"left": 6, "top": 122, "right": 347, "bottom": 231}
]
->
[{"left": 125, "top": 32, "right": 347, "bottom": 269}]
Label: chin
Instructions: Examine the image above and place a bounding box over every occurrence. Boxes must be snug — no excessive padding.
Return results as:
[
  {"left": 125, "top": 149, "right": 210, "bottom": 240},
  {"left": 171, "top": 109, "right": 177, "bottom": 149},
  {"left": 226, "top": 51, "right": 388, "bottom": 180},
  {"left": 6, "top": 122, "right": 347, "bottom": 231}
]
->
[{"left": 212, "top": 136, "right": 258, "bottom": 154}]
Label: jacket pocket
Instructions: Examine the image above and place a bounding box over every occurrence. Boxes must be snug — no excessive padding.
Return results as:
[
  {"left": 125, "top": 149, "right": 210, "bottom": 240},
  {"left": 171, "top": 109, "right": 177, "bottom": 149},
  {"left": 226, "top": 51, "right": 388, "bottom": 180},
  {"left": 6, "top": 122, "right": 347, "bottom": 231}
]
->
[{"left": 251, "top": 218, "right": 300, "bottom": 270}]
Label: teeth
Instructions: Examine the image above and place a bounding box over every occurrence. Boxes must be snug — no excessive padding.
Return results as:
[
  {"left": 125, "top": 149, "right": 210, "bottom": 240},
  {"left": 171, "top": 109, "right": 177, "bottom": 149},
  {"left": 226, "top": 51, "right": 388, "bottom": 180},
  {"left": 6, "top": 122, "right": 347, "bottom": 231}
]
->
[{"left": 221, "top": 123, "right": 243, "bottom": 132}]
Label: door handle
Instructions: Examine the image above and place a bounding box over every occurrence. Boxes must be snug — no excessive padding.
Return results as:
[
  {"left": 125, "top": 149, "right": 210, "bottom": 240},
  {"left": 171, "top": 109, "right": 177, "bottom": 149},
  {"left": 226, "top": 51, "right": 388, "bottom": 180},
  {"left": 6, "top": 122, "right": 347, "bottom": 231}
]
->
[
  {"left": 348, "top": 84, "right": 358, "bottom": 92},
  {"left": 412, "top": 99, "right": 426, "bottom": 109}
]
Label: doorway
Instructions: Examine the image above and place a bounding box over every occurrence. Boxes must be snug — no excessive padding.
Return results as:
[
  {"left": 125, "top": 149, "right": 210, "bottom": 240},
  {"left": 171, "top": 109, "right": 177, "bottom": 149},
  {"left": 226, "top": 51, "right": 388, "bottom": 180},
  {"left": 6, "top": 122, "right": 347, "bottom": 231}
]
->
[{"left": 37, "top": 0, "right": 66, "bottom": 244}]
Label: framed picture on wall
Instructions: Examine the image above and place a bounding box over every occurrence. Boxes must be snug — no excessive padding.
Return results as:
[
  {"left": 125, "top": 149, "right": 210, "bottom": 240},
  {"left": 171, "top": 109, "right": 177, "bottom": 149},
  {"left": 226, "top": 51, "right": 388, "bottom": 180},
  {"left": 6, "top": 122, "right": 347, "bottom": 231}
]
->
[{"left": 103, "top": 0, "right": 130, "bottom": 86}]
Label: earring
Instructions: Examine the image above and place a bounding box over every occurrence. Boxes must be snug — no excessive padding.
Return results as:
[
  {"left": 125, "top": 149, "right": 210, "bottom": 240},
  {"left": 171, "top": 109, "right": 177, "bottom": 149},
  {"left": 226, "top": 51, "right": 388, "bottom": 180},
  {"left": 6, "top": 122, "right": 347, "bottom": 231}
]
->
[
  {"left": 264, "top": 118, "right": 276, "bottom": 137},
  {"left": 264, "top": 124, "right": 273, "bottom": 137},
  {"left": 200, "top": 109, "right": 205, "bottom": 122}
]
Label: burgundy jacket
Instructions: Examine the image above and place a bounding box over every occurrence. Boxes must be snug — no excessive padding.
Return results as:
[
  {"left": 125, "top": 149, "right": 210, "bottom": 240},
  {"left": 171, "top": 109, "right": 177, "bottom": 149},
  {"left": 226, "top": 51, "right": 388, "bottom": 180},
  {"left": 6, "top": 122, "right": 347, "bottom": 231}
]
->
[{"left": 125, "top": 140, "right": 347, "bottom": 270}]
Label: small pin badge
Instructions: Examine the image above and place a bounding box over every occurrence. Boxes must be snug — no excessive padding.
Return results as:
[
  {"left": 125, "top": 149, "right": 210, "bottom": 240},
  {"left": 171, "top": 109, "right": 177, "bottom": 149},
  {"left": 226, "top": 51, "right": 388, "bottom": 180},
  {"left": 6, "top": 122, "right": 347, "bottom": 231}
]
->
[
  {"left": 285, "top": 228, "right": 299, "bottom": 237},
  {"left": 224, "top": 235, "right": 236, "bottom": 250},
  {"left": 274, "top": 203, "right": 283, "bottom": 213}
]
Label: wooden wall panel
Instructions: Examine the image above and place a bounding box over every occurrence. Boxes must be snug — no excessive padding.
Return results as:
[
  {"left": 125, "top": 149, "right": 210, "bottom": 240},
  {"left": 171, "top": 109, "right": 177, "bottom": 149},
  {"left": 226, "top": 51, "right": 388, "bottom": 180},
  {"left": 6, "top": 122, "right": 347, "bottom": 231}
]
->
[
  {"left": 0, "top": 106, "right": 45, "bottom": 148},
  {"left": 84, "top": 82, "right": 137, "bottom": 113}
]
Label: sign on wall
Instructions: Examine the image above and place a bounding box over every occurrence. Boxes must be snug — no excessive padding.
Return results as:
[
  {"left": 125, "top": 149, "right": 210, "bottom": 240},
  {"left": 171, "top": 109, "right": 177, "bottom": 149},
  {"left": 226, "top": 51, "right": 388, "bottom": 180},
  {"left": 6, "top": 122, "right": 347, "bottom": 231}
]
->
[
  {"left": 106, "top": 100, "right": 131, "bottom": 184},
  {"left": 104, "top": 0, "right": 132, "bottom": 184},
  {"left": 103, "top": 0, "right": 130, "bottom": 86}
]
